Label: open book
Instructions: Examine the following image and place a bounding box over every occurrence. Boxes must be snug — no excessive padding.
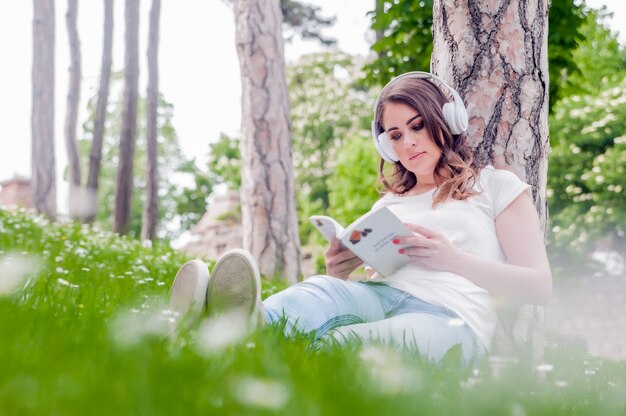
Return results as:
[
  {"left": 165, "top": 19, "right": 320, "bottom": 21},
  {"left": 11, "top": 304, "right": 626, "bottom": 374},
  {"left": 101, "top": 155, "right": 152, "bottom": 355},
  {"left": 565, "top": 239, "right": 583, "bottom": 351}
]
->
[{"left": 309, "top": 206, "right": 412, "bottom": 277}]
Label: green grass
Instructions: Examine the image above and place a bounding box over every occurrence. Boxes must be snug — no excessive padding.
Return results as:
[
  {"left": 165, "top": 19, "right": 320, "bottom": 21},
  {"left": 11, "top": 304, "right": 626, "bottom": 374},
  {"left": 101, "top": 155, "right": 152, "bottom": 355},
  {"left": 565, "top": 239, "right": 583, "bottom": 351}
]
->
[{"left": 1, "top": 208, "right": 625, "bottom": 415}]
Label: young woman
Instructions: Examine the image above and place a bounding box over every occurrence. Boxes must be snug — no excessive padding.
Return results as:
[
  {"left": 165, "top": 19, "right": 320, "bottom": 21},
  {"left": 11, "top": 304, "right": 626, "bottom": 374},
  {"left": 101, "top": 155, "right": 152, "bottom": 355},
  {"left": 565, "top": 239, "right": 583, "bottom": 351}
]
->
[{"left": 170, "top": 72, "right": 552, "bottom": 363}]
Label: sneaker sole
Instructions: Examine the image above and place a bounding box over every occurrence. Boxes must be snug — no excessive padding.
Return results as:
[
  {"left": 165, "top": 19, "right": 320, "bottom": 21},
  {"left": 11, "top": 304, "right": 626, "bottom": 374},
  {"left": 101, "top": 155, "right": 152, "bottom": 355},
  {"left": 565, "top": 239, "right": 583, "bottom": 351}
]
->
[
  {"left": 169, "top": 259, "right": 210, "bottom": 316},
  {"left": 206, "top": 249, "right": 261, "bottom": 319}
]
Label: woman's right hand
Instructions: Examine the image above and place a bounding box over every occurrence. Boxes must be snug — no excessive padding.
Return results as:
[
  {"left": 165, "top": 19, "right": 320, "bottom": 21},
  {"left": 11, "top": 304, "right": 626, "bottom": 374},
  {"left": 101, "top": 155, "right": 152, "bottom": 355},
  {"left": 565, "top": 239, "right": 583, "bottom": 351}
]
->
[{"left": 324, "top": 238, "right": 364, "bottom": 280}]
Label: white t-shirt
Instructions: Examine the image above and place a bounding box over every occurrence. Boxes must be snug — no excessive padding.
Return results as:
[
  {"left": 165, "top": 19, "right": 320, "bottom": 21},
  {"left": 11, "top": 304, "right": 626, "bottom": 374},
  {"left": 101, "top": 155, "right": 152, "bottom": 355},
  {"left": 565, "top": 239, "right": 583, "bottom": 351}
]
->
[{"left": 369, "top": 166, "right": 531, "bottom": 349}]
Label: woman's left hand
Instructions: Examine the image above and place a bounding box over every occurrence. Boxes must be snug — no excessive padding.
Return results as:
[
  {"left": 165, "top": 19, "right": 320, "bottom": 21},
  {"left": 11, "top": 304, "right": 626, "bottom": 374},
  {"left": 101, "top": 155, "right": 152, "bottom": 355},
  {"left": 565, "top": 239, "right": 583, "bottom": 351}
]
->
[{"left": 394, "top": 224, "right": 461, "bottom": 272}]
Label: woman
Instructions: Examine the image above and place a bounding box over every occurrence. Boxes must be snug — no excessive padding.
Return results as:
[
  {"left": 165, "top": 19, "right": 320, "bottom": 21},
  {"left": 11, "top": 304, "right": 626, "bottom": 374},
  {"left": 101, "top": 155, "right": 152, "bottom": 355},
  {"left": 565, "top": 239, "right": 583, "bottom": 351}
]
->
[{"left": 170, "top": 72, "right": 552, "bottom": 363}]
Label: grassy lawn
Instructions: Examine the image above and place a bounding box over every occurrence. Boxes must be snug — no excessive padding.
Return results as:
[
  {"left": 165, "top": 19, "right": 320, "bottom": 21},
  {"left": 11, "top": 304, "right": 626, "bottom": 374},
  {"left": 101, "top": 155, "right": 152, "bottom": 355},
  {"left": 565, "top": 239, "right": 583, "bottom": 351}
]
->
[{"left": 1, "top": 208, "right": 624, "bottom": 415}]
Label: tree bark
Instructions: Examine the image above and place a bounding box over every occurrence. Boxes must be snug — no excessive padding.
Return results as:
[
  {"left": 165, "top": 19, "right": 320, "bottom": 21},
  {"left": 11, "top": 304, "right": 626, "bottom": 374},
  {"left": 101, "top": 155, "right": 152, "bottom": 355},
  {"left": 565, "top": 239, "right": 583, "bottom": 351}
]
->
[
  {"left": 432, "top": 0, "right": 549, "bottom": 362},
  {"left": 65, "top": 0, "right": 82, "bottom": 220},
  {"left": 141, "top": 0, "right": 161, "bottom": 242},
  {"left": 233, "top": 0, "right": 302, "bottom": 282},
  {"left": 85, "top": 0, "right": 114, "bottom": 223},
  {"left": 114, "top": 0, "right": 140, "bottom": 235},
  {"left": 32, "top": 0, "right": 57, "bottom": 219},
  {"left": 432, "top": 0, "right": 549, "bottom": 227}
]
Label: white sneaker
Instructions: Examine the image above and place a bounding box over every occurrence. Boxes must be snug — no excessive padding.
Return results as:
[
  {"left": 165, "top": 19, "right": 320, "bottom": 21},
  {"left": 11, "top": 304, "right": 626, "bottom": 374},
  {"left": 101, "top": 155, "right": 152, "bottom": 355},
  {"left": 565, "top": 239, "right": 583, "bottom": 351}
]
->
[
  {"left": 169, "top": 259, "right": 210, "bottom": 318},
  {"left": 206, "top": 249, "right": 264, "bottom": 325}
]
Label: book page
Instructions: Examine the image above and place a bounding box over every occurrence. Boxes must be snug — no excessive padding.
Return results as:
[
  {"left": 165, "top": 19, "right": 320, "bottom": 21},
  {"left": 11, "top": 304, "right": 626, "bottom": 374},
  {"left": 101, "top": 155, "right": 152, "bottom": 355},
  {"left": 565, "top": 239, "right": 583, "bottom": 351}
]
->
[
  {"left": 340, "top": 207, "right": 412, "bottom": 277},
  {"left": 309, "top": 215, "right": 345, "bottom": 242}
]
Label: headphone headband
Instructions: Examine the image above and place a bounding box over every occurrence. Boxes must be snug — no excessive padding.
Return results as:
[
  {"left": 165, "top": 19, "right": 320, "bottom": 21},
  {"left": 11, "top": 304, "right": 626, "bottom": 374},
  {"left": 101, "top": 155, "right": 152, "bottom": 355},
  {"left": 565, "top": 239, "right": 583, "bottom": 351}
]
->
[
  {"left": 374, "top": 71, "right": 461, "bottom": 106},
  {"left": 371, "top": 71, "right": 469, "bottom": 163}
]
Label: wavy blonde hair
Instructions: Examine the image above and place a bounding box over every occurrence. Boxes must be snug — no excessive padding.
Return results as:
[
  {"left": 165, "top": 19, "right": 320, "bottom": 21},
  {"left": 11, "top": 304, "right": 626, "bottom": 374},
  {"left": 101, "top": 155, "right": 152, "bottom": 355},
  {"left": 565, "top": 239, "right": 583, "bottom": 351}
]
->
[{"left": 373, "top": 76, "right": 479, "bottom": 205}]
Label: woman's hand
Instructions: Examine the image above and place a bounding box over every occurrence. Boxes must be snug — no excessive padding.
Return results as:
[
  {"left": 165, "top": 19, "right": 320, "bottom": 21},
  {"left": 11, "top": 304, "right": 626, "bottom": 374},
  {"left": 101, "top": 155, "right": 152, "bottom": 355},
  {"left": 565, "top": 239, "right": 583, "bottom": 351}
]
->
[
  {"left": 394, "top": 224, "right": 461, "bottom": 272},
  {"left": 325, "top": 238, "right": 364, "bottom": 280}
]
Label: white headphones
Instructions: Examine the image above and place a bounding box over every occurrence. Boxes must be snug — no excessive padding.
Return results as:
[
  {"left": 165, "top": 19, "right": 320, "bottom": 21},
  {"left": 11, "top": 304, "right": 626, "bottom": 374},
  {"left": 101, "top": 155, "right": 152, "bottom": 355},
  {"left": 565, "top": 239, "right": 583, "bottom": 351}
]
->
[{"left": 371, "top": 71, "right": 469, "bottom": 163}]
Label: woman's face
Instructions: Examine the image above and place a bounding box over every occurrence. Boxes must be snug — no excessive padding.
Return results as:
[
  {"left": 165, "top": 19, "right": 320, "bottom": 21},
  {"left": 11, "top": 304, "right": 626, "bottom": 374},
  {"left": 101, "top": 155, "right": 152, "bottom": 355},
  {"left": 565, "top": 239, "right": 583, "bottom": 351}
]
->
[{"left": 382, "top": 102, "right": 442, "bottom": 182}]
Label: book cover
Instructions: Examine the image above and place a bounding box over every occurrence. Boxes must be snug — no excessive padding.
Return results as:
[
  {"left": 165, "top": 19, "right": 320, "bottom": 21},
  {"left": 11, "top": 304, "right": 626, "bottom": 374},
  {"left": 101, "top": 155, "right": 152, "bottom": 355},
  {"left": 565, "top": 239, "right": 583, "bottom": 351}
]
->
[{"left": 309, "top": 206, "right": 412, "bottom": 277}]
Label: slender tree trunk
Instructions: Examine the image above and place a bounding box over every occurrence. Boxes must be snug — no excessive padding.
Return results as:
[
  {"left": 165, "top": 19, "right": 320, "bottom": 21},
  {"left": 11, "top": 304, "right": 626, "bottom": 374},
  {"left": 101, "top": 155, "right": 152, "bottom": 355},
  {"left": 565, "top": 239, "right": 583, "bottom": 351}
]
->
[
  {"left": 65, "top": 0, "right": 82, "bottom": 220},
  {"left": 32, "top": 0, "right": 57, "bottom": 219},
  {"left": 141, "top": 0, "right": 161, "bottom": 242},
  {"left": 432, "top": 0, "right": 549, "bottom": 362},
  {"left": 85, "top": 0, "right": 114, "bottom": 223},
  {"left": 114, "top": 0, "right": 140, "bottom": 234},
  {"left": 233, "top": 0, "right": 302, "bottom": 282}
]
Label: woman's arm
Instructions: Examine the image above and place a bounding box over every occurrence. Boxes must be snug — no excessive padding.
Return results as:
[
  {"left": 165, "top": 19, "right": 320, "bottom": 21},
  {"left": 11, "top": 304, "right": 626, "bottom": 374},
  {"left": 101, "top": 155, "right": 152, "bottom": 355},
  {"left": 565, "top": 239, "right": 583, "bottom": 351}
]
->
[{"left": 399, "top": 192, "right": 552, "bottom": 304}]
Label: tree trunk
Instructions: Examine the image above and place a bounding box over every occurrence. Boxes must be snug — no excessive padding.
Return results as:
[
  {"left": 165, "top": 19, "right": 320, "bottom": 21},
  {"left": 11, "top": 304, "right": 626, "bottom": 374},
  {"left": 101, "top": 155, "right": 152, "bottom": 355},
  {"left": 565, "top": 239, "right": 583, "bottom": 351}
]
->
[
  {"left": 114, "top": 0, "right": 140, "bottom": 235},
  {"left": 85, "top": 0, "right": 114, "bottom": 223},
  {"left": 432, "top": 0, "right": 549, "bottom": 363},
  {"left": 65, "top": 0, "right": 82, "bottom": 220},
  {"left": 32, "top": 0, "right": 57, "bottom": 219},
  {"left": 233, "top": 0, "right": 301, "bottom": 282},
  {"left": 141, "top": 0, "right": 161, "bottom": 242}
]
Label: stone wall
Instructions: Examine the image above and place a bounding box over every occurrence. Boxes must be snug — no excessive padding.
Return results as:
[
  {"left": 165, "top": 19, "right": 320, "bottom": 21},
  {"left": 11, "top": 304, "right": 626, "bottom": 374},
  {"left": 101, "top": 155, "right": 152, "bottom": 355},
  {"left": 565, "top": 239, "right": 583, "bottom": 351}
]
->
[{"left": 182, "top": 190, "right": 243, "bottom": 261}]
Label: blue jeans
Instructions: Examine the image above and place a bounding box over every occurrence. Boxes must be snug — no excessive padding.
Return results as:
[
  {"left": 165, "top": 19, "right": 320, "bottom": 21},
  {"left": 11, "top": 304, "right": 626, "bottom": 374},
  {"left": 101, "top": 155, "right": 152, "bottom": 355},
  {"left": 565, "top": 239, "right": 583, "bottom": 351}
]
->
[{"left": 263, "top": 275, "right": 485, "bottom": 363}]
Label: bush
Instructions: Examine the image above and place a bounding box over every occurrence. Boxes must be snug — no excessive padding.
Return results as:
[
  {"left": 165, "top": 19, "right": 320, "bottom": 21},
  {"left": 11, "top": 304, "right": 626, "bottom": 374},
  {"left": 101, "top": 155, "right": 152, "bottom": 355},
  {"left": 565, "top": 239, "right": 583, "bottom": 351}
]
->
[{"left": 547, "top": 78, "right": 626, "bottom": 274}]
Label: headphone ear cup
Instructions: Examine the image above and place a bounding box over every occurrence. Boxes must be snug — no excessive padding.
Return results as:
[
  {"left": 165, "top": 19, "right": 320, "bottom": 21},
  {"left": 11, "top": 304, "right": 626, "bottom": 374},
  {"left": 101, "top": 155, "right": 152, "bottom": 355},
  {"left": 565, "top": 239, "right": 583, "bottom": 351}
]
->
[
  {"left": 442, "top": 100, "right": 468, "bottom": 135},
  {"left": 376, "top": 132, "right": 399, "bottom": 162},
  {"left": 372, "top": 120, "right": 399, "bottom": 162}
]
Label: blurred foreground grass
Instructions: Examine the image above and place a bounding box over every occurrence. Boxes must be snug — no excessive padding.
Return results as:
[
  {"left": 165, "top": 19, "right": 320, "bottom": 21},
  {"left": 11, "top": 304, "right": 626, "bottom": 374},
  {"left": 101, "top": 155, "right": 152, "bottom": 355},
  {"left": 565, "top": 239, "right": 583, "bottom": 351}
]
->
[{"left": 1, "top": 208, "right": 624, "bottom": 415}]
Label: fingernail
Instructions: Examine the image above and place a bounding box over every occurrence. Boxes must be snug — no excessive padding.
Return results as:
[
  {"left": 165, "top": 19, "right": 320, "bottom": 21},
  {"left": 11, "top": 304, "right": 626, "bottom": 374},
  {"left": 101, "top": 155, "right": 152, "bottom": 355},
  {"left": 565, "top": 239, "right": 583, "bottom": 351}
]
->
[
  {"left": 399, "top": 249, "right": 405, "bottom": 254},
  {"left": 392, "top": 239, "right": 399, "bottom": 244}
]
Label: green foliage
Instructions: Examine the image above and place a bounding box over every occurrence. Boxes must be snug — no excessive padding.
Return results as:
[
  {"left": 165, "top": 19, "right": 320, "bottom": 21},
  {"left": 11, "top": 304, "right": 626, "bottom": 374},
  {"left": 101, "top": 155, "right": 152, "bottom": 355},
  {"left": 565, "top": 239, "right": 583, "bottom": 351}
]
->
[
  {"left": 207, "top": 133, "right": 242, "bottom": 189},
  {"left": 305, "top": 132, "right": 380, "bottom": 278},
  {"left": 546, "top": 0, "right": 587, "bottom": 108},
  {"left": 546, "top": 9, "right": 626, "bottom": 274},
  {"left": 547, "top": 78, "right": 626, "bottom": 271},
  {"left": 2, "top": 209, "right": 626, "bottom": 414},
  {"left": 327, "top": 135, "right": 380, "bottom": 229},
  {"left": 79, "top": 74, "right": 190, "bottom": 240},
  {"left": 361, "top": 0, "right": 588, "bottom": 113},
  {"left": 361, "top": 0, "right": 433, "bottom": 88},
  {"left": 287, "top": 51, "right": 373, "bottom": 243},
  {"left": 557, "top": 7, "right": 626, "bottom": 99}
]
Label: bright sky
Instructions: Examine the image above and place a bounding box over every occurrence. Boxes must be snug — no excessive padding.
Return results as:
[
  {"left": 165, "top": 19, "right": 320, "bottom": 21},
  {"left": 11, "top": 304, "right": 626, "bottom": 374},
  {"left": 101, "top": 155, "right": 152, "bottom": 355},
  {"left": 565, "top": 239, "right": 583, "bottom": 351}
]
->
[{"left": 0, "top": 0, "right": 623, "bottom": 214}]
